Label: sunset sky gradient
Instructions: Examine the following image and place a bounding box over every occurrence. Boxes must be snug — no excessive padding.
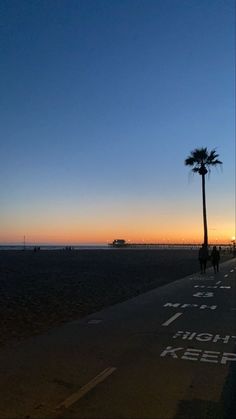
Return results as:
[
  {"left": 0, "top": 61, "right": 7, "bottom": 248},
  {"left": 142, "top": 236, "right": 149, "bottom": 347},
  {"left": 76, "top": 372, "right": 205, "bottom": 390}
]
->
[{"left": 1, "top": 0, "right": 235, "bottom": 245}]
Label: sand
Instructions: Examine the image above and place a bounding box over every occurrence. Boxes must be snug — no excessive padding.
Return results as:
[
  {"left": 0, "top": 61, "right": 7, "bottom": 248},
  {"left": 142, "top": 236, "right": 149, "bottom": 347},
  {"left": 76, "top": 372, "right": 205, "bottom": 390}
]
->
[{"left": 0, "top": 248, "right": 232, "bottom": 346}]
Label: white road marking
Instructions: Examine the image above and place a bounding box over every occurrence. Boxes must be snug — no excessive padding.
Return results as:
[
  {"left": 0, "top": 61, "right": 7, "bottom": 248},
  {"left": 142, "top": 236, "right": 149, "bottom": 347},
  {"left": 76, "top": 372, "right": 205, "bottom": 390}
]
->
[
  {"left": 224, "top": 274, "right": 229, "bottom": 278},
  {"left": 162, "top": 312, "right": 183, "bottom": 327},
  {"left": 56, "top": 367, "right": 116, "bottom": 410},
  {"left": 160, "top": 346, "right": 236, "bottom": 364},
  {"left": 173, "top": 331, "right": 236, "bottom": 344},
  {"left": 193, "top": 291, "right": 214, "bottom": 297},
  {"left": 216, "top": 281, "right": 222, "bottom": 285},
  {"left": 230, "top": 270, "right": 234, "bottom": 273},
  {"left": 164, "top": 302, "right": 217, "bottom": 310}
]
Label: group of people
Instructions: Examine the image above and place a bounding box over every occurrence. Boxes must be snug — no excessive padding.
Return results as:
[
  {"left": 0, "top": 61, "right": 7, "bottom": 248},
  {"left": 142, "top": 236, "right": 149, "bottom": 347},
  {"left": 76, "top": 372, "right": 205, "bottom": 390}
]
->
[{"left": 198, "top": 244, "right": 220, "bottom": 274}]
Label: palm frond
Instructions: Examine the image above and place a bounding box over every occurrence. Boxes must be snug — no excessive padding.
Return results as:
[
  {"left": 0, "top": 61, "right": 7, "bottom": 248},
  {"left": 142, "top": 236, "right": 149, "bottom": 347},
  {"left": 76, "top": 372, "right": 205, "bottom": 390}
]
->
[
  {"left": 185, "top": 147, "right": 222, "bottom": 173},
  {"left": 210, "top": 161, "right": 222, "bottom": 167},
  {"left": 185, "top": 157, "right": 195, "bottom": 166},
  {"left": 207, "top": 149, "right": 222, "bottom": 162},
  {"left": 191, "top": 148, "right": 208, "bottom": 164}
]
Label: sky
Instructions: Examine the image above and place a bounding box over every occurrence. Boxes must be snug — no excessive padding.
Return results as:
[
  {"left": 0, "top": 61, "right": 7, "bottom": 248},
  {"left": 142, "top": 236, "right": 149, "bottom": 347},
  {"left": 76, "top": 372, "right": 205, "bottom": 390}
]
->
[{"left": 0, "top": 0, "right": 235, "bottom": 245}]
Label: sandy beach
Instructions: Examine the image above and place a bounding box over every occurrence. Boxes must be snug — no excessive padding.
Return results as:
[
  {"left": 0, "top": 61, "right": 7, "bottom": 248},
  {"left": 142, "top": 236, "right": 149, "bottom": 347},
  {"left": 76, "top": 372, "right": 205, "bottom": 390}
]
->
[{"left": 0, "top": 248, "right": 232, "bottom": 346}]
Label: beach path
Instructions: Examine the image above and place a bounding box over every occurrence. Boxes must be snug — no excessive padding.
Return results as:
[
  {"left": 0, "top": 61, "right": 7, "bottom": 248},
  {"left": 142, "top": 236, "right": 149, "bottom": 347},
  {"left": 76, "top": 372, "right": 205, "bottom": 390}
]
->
[{"left": 0, "top": 258, "right": 235, "bottom": 418}]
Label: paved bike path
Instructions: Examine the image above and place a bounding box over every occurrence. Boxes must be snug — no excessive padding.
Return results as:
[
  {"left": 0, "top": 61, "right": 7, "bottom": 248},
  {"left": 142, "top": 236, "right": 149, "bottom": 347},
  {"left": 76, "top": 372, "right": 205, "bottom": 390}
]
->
[{"left": 0, "top": 259, "right": 235, "bottom": 418}]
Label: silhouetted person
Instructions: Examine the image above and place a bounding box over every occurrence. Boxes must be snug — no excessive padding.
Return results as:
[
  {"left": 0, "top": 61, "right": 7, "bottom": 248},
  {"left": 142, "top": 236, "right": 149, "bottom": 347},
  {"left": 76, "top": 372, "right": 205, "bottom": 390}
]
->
[
  {"left": 198, "top": 244, "right": 209, "bottom": 273},
  {"left": 211, "top": 245, "right": 220, "bottom": 273}
]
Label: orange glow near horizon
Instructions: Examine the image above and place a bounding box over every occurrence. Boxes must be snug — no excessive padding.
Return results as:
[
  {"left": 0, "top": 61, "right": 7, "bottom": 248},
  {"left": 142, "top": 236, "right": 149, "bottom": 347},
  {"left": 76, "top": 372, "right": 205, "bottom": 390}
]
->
[
  {"left": 0, "top": 223, "right": 234, "bottom": 245},
  {"left": 1, "top": 202, "right": 234, "bottom": 246}
]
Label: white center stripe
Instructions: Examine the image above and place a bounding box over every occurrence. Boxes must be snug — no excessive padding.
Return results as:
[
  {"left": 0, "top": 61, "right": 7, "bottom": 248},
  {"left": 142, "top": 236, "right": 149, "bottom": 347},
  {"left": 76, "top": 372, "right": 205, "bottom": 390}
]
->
[
  {"left": 56, "top": 367, "right": 116, "bottom": 410},
  {"left": 162, "top": 312, "right": 183, "bottom": 327}
]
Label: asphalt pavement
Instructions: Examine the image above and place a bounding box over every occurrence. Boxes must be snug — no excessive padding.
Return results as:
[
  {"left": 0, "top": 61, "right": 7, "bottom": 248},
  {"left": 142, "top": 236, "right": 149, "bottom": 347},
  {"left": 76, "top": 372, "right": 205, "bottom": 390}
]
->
[{"left": 0, "top": 258, "right": 235, "bottom": 419}]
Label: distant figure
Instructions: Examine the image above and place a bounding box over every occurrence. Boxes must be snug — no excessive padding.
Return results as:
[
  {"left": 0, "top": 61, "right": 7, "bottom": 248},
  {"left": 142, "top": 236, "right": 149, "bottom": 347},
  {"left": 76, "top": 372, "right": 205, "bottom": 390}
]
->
[
  {"left": 198, "top": 244, "right": 209, "bottom": 273},
  {"left": 211, "top": 245, "right": 220, "bottom": 273}
]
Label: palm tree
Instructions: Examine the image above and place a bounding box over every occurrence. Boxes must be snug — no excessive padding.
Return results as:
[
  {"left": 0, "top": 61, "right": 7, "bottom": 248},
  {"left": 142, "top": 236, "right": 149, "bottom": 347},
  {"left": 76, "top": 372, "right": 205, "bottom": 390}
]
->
[{"left": 185, "top": 147, "right": 222, "bottom": 247}]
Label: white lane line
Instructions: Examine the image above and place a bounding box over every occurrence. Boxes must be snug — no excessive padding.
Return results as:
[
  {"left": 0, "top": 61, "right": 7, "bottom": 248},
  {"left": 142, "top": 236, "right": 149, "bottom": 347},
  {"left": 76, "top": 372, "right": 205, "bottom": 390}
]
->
[
  {"left": 56, "top": 367, "right": 116, "bottom": 410},
  {"left": 230, "top": 270, "right": 234, "bottom": 273},
  {"left": 216, "top": 281, "right": 222, "bottom": 285},
  {"left": 162, "top": 312, "right": 183, "bottom": 327},
  {"left": 224, "top": 274, "right": 229, "bottom": 278}
]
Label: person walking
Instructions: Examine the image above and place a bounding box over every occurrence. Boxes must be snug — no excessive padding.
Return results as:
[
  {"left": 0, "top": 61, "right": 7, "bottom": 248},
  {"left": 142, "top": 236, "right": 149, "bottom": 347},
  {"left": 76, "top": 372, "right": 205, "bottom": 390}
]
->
[
  {"left": 198, "top": 243, "right": 209, "bottom": 274},
  {"left": 211, "top": 245, "right": 220, "bottom": 273}
]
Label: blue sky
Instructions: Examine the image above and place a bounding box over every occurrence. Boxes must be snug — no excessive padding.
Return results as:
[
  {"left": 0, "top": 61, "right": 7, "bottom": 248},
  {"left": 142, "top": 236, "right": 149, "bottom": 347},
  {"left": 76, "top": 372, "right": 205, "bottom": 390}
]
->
[{"left": 0, "top": 0, "right": 235, "bottom": 244}]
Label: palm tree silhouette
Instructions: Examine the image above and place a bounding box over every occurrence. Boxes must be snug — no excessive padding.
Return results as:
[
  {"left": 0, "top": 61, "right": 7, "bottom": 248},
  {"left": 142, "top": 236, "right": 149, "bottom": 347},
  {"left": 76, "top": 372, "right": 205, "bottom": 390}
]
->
[{"left": 185, "top": 147, "right": 222, "bottom": 247}]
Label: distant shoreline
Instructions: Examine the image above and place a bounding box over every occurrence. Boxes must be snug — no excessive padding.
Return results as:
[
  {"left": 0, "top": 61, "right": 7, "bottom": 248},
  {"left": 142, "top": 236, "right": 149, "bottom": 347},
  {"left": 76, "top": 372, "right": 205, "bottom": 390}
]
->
[{"left": 0, "top": 243, "right": 232, "bottom": 251}]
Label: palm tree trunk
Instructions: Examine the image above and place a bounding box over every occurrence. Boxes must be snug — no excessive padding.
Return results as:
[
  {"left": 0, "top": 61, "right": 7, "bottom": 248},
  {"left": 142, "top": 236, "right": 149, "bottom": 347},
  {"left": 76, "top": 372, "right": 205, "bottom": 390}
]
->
[{"left": 201, "top": 174, "right": 208, "bottom": 246}]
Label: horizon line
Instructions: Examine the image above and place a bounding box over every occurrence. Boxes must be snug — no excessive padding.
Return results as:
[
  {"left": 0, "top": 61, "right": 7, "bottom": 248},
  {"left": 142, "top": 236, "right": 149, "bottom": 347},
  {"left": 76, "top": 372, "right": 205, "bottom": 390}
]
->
[{"left": 0, "top": 241, "right": 233, "bottom": 247}]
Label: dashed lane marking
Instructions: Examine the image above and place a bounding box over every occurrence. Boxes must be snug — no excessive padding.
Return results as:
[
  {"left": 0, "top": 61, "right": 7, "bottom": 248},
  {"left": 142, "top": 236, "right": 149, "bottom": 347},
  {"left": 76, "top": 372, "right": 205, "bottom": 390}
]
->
[
  {"left": 224, "top": 274, "right": 229, "bottom": 278},
  {"left": 162, "top": 312, "right": 183, "bottom": 327},
  {"left": 56, "top": 367, "right": 116, "bottom": 410},
  {"left": 230, "top": 270, "right": 234, "bottom": 273}
]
